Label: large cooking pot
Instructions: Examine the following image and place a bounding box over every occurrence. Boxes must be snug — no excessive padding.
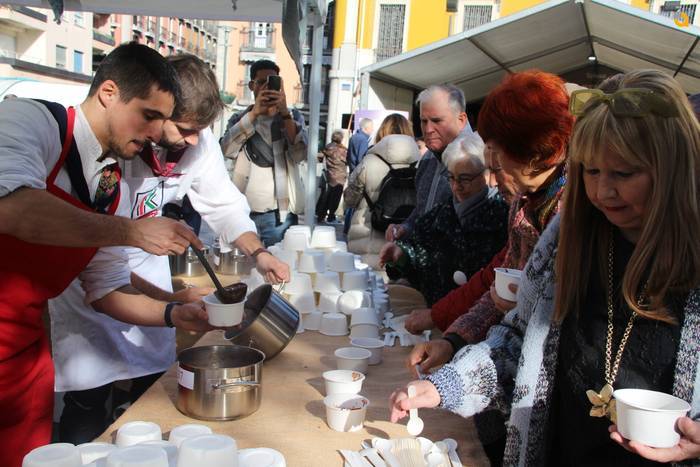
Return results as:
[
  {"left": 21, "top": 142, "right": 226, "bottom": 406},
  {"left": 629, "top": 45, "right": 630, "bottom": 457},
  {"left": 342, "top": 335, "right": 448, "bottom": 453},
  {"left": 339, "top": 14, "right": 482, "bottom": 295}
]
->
[
  {"left": 225, "top": 284, "right": 299, "bottom": 360},
  {"left": 169, "top": 246, "right": 210, "bottom": 277},
  {"left": 176, "top": 345, "right": 264, "bottom": 421},
  {"left": 213, "top": 242, "right": 254, "bottom": 276}
]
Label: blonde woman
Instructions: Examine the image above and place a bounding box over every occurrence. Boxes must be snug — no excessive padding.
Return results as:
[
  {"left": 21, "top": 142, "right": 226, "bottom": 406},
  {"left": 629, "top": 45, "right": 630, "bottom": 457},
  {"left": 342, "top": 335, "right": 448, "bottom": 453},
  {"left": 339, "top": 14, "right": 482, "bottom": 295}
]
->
[
  {"left": 389, "top": 69, "right": 700, "bottom": 464},
  {"left": 374, "top": 113, "right": 413, "bottom": 144}
]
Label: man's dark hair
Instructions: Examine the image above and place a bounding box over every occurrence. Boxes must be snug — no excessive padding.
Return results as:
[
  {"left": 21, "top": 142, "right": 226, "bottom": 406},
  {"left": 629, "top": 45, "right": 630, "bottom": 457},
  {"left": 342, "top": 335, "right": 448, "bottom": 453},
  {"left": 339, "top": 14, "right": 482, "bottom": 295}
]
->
[
  {"left": 168, "top": 54, "right": 224, "bottom": 127},
  {"left": 88, "top": 42, "right": 180, "bottom": 103},
  {"left": 250, "top": 59, "right": 280, "bottom": 81}
]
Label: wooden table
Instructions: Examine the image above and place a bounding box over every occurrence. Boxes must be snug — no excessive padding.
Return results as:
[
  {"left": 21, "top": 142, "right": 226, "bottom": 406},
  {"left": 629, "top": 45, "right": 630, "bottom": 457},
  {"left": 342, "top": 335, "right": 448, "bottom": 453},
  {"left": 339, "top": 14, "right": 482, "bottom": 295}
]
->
[{"left": 97, "top": 276, "right": 489, "bottom": 466}]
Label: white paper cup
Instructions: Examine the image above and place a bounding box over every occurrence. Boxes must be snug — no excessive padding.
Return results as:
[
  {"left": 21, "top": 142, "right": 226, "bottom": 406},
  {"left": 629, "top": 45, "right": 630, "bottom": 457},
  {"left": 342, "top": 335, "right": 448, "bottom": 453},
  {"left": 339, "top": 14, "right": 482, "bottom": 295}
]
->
[
  {"left": 106, "top": 446, "right": 168, "bottom": 467},
  {"left": 22, "top": 443, "right": 82, "bottom": 467},
  {"left": 303, "top": 310, "right": 323, "bottom": 331},
  {"left": 494, "top": 268, "right": 522, "bottom": 301},
  {"left": 298, "top": 251, "right": 326, "bottom": 273},
  {"left": 203, "top": 294, "right": 245, "bottom": 327},
  {"left": 237, "top": 448, "right": 286, "bottom": 467},
  {"left": 288, "top": 225, "right": 312, "bottom": 238},
  {"left": 177, "top": 434, "right": 238, "bottom": 467},
  {"left": 311, "top": 227, "right": 337, "bottom": 248},
  {"left": 350, "top": 323, "right": 381, "bottom": 340},
  {"left": 116, "top": 421, "right": 162, "bottom": 447},
  {"left": 138, "top": 441, "right": 177, "bottom": 467},
  {"left": 350, "top": 337, "right": 384, "bottom": 365},
  {"left": 614, "top": 389, "right": 691, "bottom": 448},
  {"left": 283, "top": 230, "right": 309, "bottom": 251},
  {"left": 320, "top": 313, "right": 349, "bottom": 336},
  {"left": 167, "top": 424, "right": 213, "bottom": 448},
  {"left": 286, "top": 273, "right": 314, "bottom": 295},
  {"left": 314, "top": 271, "right": 341, "bottom": 293},
  {"left": 323, "top": 394, "right": 370, "bottom": 432},
  {"left": 342, "top": 270, "right": 368, "bottom": 291},
  {"left": 350, "top": 308, "right": 380, "bottom": 327},
  {"left": 77, "top": 443, "right": 117, "bottom": 465},
  {"left": 318, "top": 292, "right": 342, "bottom": 313},
  {"left": 323, "top": 369, "right": 365, "bottom": 396},
  {"left": 337, "top": 291, "right": 372, "bottom": 315},
  {"left": 328, "top": 251, "right": 356, "bottom": 273},
  {"left": 287, "top": 292, "right": 316, "bottom": 312},
  {"left": 335, "top": 347, "right": 371, "bottom": 373}
]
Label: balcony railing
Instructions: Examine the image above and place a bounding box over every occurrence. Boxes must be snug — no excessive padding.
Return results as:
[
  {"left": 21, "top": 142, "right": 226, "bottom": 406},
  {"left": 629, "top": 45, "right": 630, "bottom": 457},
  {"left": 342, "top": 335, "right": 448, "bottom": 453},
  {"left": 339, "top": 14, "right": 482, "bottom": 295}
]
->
[
  {"left": 8, "top": 6, "right": 47, "bottom": 22},
  {"left": 93, "top": 29, "right": 115, "bottom": 46},
  {"left": 240, "top": 28, "right": 275, "bottom": 52}
]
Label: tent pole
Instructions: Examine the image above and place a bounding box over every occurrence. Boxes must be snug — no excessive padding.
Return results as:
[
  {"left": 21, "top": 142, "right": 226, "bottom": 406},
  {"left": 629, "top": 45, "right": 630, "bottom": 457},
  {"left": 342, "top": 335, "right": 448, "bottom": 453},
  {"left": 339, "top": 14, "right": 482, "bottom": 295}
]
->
[{"left": 304, "top": 8, "right": 325, "bottom": 229}]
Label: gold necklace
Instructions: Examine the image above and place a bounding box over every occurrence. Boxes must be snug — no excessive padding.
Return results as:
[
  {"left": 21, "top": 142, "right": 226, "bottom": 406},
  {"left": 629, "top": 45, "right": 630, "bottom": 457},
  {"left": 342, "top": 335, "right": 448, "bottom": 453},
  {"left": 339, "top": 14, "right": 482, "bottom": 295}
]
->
[{"left": 586, "top": 235, "right": 642, "bottom": 424}]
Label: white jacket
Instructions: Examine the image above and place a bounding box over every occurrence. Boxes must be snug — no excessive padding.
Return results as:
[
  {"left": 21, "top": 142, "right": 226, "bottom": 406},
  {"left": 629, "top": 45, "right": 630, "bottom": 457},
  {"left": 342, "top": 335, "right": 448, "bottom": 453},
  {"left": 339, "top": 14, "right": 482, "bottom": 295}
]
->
[{"left": 343, "top": 134, "right": 419, "bottom": 268}]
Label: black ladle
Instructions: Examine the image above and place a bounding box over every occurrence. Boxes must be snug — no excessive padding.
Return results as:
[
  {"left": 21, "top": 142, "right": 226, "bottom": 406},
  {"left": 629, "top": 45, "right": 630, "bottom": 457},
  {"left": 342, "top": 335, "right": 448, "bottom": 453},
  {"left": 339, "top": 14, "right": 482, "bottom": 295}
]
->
[{"left": 191, "top": 247, "right": 239, "bottom": 304}]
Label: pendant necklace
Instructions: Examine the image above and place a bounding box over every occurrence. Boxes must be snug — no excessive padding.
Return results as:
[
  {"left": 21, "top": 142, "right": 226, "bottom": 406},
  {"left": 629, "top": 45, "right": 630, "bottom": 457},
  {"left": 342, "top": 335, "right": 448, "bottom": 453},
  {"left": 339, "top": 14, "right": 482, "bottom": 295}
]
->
[{"left": 586, "top": 235, "right": 645, "bottom": 423}]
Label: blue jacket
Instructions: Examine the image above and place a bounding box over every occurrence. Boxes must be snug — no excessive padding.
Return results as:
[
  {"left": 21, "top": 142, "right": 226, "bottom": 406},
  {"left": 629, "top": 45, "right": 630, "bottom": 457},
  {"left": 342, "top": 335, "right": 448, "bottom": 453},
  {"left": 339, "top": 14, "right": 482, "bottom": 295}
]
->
[{"left": 347, "top": 131, "right": 370, "bottom": 173}]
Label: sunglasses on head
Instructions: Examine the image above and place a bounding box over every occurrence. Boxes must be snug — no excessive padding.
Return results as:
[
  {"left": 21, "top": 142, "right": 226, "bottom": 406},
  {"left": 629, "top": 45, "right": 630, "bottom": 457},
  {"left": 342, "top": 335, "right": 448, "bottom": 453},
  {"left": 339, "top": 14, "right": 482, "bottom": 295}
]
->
[{"left": 569, "top": 88, "right": 679, "bottom": 118}]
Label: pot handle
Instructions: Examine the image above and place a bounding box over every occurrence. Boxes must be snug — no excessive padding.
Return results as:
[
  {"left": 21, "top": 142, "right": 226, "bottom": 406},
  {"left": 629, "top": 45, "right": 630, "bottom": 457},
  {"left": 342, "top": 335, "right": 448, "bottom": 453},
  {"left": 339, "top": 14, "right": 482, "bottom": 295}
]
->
[{"left": 210, "top": 379, "right": 260, "bottom": 391}]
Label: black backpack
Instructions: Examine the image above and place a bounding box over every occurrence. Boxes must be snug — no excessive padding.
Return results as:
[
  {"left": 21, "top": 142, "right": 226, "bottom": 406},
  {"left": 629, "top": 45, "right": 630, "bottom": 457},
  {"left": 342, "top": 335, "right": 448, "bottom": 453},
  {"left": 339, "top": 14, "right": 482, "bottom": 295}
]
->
[{"left": 363, "top": 154, "right": 417, "bottom": 233}]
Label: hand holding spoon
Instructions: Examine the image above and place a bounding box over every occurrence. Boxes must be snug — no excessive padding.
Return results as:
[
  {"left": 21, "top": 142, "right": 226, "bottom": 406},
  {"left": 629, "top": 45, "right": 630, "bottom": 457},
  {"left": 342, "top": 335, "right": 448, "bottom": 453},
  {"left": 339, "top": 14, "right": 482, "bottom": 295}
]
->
[{"left": 406, "top": 385, "right": 424, "bottom": 436}]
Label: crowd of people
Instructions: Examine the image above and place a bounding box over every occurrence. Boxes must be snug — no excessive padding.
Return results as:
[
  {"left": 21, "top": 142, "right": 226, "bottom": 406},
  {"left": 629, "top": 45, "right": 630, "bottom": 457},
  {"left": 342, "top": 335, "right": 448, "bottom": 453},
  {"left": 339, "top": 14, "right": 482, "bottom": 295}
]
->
[{"left": 1, "top": 40, "right": 700, "bottom": 466}]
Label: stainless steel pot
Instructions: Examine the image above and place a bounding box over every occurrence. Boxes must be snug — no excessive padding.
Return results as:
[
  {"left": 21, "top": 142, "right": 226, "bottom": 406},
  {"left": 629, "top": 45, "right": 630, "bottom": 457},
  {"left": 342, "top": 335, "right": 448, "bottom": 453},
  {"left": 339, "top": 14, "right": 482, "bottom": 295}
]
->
[
  {"left": 225, "top": 284, "right": 299, "bottom": 360},
  {"left": 176, "top": 345, "right": 264, "bottom": 421},
  {"left": 169, "top": 246, "right": 210, "bottom": 277},
  {"left": 213, "top": 242, "right": 254, "bottom": 276}
]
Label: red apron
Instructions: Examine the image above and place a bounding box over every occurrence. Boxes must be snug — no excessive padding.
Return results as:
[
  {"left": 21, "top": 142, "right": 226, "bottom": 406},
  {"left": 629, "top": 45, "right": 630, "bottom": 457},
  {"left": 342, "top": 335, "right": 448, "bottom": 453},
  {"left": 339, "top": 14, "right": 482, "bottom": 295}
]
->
[{"left": 0, "top": 107, "right": 120, "bottom": 466}]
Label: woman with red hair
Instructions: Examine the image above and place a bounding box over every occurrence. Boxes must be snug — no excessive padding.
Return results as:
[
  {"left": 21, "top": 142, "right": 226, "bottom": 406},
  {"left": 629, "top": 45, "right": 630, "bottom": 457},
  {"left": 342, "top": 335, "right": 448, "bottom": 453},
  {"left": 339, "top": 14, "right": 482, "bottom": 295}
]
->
[{"left": 404, "top": 70, "right": 573, "bottom": 465}]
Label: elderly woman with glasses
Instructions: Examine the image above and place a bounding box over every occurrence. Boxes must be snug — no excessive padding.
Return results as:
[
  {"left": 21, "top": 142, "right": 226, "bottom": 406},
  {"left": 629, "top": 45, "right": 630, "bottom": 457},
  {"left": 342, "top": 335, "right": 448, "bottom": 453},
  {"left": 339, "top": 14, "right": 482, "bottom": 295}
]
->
[
  {"left": 378, "top": 132, "right": 509, "bottom": 306},
  {"left": 391, "top": 69, "right": 700, "bottom": 465}
]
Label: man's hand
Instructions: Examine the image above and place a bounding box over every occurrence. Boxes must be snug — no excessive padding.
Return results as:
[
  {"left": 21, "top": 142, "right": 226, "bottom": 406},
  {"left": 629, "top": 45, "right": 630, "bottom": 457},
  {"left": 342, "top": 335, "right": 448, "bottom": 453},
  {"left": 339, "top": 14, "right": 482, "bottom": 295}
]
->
[
  {"left": 385, "top": 223, "right": 406, "bottom": 242},
  {"left": 407, "top": 340, "right": 454, "bottom": 374},
  {"left": 171, "top": 302, "right": 213, "bottom": 332},
  {"left": 389, "top": 380, "right": 441, "bottom": 423},
  {"left": 609, "top": 418, "right": 700, "bottom": 463},
  {"left": 490, "top": 283, "right": 518, "bottom": 313},
  {"left": 172, "top": 286, "right": 214, "bottom": 303},
  {"left": 405, "top": 308, "right": 434, "bottom": 335},
  {"left": 256, "top": 253, "right": 291, "bottom": 284},
  {"left": 379, "top": 243, "right": 403, "bottom": 267},
  {"left": 127, "top": 217, "right": 202, "bottom": 255}
]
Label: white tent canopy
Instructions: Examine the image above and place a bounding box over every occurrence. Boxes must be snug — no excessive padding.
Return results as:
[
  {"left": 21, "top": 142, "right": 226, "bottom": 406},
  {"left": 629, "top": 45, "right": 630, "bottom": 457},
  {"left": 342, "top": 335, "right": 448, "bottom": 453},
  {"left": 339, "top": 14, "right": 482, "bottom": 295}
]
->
[
  {"left": 361, "top": 0, "right": 700, "bottom": 108},
  {"left": 6, "top": 0, "right": 285, "bottom": 21}
]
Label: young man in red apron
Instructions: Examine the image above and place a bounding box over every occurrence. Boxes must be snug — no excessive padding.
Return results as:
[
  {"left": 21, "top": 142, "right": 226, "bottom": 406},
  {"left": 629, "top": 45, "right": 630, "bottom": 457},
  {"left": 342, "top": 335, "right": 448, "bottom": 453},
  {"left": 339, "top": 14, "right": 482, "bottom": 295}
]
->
[{"left": 0, "top": 43, "right": 209, "bottom": 466}]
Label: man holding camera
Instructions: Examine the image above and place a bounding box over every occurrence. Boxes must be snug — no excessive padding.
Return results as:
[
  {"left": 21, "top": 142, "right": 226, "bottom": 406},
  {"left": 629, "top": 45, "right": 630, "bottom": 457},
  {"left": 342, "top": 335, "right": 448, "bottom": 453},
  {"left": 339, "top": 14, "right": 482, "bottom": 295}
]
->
[{"left": 221, "top": 59, "right": 307, "bottom": 245}]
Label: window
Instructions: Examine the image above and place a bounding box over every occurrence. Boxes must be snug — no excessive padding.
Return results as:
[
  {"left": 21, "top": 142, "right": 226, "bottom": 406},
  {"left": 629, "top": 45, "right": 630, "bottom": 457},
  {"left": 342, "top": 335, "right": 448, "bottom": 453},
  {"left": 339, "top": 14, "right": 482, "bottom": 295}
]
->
[
  {"left": 660, "top": 4, "right": 697, "bottom": 24},
  {"left": 55, "top": 45, "right": 66, "bottom": 69},
  {"left": 376, "top": 4, "right": 406, "bottom": 61},
  {"left": 73, "top": 50, "right": 83, "bottom": 73},
  {"left": 463, "top": 4, "right": 493, "bottom": 31}
]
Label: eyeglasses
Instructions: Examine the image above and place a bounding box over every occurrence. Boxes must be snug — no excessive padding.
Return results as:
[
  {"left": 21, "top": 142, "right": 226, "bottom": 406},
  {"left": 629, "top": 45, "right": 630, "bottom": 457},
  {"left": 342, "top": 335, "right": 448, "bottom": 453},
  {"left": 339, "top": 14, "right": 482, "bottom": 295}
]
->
[
  {"left": 447, "top": 169, "right": 486, "bottom": 185},
  {"left": 569, "top": 88, "right": 679, "bottom": 118},
  {"left": 251, "top": 78, "right": 267, "bottom": 87}
]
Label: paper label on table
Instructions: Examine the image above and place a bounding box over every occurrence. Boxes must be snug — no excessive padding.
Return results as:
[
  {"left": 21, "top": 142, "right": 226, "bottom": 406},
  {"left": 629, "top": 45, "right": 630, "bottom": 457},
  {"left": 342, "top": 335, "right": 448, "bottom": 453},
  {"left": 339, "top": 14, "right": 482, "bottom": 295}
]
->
[
  {"left": 213, "top": 254, "right": 220, "bottom": 267},
  {"left": 178, "top": 366, "right": 195, "bottom": 390}
]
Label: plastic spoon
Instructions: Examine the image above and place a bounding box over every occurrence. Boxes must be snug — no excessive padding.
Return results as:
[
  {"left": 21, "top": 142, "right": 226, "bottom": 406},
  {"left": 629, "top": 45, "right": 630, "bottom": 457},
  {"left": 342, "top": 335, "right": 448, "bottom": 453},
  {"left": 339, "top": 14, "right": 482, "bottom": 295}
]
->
[{"left": 406, "top": 385, "right": 424, "bottom": 436}]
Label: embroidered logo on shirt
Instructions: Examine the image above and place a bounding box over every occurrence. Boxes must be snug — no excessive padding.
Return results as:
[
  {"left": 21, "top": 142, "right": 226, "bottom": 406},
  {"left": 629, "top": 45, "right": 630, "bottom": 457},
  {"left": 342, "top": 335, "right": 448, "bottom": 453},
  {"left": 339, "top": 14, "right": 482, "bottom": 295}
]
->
[{"left": 131, "top": 181, "right": 164, "bottom": 219}]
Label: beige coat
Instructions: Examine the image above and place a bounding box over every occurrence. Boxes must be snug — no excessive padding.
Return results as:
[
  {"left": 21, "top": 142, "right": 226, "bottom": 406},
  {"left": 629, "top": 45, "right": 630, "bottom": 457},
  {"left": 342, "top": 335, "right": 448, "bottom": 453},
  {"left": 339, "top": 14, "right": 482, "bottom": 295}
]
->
[{"left": 343, "top": 134, "right": 419, "bottom": 268}]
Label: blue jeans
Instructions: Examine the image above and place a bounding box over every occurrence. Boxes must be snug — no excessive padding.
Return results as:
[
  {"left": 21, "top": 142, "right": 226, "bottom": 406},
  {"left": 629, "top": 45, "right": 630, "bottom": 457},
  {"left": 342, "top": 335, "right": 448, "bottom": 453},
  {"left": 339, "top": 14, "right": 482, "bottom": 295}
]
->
[{"left": 250, "top": 210, "right": 298, "bottom": 246}]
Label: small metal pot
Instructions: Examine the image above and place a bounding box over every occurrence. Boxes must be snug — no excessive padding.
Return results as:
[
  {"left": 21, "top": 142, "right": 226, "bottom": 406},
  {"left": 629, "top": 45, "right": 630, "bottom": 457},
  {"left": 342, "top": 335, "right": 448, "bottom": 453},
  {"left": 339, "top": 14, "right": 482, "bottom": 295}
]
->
[
  {"left": 169, "top": 246, "right": 210, "bottom": 277},
  {"left": 225, "top": 284, "right": 300, "bottom": 360},
  {"left": 176, "top": 345, "right": 264, "bottom": 421},
  {"left": 213, "top": 242, "right": 254, "bottom": 276}
]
